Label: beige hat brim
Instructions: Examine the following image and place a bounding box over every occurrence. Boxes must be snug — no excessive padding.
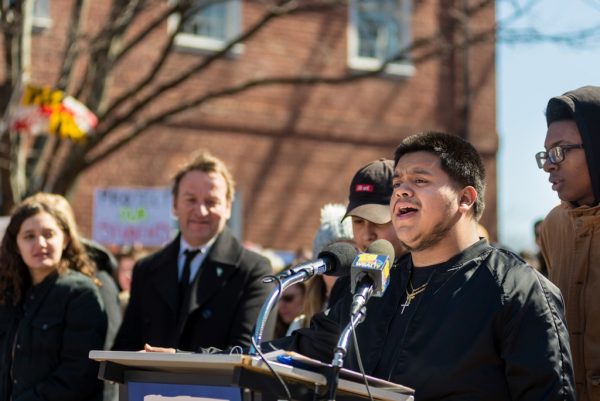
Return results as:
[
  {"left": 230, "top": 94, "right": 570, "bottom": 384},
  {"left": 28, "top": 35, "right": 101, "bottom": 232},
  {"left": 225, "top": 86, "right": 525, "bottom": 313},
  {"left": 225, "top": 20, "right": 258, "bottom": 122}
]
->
[{"left": 343, "top": 204, "right": 391, "bottom": 225}]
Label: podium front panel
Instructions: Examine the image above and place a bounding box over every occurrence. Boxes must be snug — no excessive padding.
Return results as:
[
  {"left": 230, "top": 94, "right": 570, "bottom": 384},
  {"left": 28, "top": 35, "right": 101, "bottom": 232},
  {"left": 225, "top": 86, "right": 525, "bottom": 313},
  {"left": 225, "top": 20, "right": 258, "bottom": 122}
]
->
[
  {"left": 122, "top": 370, "right": 247, "bottom": 401},
  {"left": 128, "top": 382, "right": 242, "bottom": 401}
]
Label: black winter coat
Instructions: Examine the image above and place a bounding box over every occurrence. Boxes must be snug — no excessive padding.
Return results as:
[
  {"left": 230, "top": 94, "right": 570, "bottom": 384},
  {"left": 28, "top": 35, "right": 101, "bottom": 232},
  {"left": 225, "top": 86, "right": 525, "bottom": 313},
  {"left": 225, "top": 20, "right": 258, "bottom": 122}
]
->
[
  {"left": 0, "top": 270, "right": 107, "bottom": 401},
  {"left": 113, "top": 227, "right": 272, "bottom": 352},
  {"left": 285, "top": 240, "right": 576, "bottom": 401}
]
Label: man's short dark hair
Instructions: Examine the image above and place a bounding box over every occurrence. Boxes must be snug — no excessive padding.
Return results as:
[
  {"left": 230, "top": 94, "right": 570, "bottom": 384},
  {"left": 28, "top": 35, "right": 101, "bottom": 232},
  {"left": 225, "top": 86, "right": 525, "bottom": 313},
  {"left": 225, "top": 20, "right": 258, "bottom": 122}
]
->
[{"left": 393, "top": 131, "right": 486, "bottom": 220}]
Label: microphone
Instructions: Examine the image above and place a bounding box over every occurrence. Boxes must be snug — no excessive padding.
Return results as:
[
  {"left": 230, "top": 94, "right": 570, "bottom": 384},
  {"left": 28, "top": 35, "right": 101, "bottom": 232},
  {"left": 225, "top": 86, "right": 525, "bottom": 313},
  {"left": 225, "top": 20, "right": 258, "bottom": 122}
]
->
[
  {"left": 249, "top": 242, "right": 357, "bottom": 354},
  {"left": 280, "top": 242, "right": 357, "bottom": 280},
  {"left": 349, "top": 239, "right": 395, "bottom": 316}
]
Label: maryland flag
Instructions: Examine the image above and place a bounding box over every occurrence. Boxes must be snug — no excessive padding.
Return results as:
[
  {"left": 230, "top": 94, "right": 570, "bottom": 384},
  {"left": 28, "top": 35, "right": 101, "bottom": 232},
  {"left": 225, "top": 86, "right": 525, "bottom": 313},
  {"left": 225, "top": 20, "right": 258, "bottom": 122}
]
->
[{"left": 7, "top": 84, "right": 98, "bottom": 140}]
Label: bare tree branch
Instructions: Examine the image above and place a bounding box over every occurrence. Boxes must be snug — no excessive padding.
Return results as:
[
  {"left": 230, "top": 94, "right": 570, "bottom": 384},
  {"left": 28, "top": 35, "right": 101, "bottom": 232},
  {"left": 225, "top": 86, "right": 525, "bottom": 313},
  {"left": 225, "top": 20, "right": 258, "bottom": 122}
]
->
[
  {"left": 109, "top": 0, "right": 231, "bottom": 66},
  {"left": 499, "top": 24, "right": 600, "bottom": 45},
  {"left": 55, "top": 0, "right": 87, "bottom": 91},
  {"left": 53, "top": 0, "right": 600, "bottom": 192},
  {"left": 496, "top": 0, "right": 600, "bottom": 45},
  {"left": 40, "top": 137, "right": 63, "bottom": 191},
  {"left": 447, "top": 0, "right": 493, "bottom": 22},
  {"left": 95, "top": 0, "right": 285, "bottom": 128},
  {"left": 95, "top": 0, "right": 347, "bottom": 139},
  {"left": 110, "top": 1, "right": 183, "bottom": 65},
  {"left": 0, "top": 2, "right": 7, "bottom": 27},
  {"left": 96, "top": 0, "right": 201, "bottom": 117},
  {"left": 4, "top": 0, "right": 600, "bottom": 206},
  {"left": 84, "top": 0, "right": 147, "bottom": 58},
  {"left": 105, "top": 0, "right": 147, "bottom": 59},
  {"left": 83, "top": 31, "right": 453, "bottom": 168},
  {"left": 74, "top": 0, "right": 145, "bottom": 102},
  {"left": 1, "top": 30, "right": 14, "bottom": 87}
]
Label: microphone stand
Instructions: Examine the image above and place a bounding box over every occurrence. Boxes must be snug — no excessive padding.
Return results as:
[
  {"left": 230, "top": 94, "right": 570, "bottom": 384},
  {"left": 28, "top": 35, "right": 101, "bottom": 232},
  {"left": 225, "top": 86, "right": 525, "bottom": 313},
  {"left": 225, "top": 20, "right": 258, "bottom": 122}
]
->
[
  {"left": 248, "top": 271, "right": 308, "bottom": 355},
  {"left": 350, "top": 278, "right": 374, "bottom": 316},
  {"left": 327, "top": 306, "right": 367, "bottom": 401}
]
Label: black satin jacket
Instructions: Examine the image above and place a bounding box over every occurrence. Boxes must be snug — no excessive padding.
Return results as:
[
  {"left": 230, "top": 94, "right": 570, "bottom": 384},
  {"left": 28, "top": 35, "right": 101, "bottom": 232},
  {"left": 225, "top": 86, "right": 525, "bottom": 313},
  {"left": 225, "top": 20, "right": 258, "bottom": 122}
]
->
[{"left": 286, "top": 240, "right": 575, "bottom": 401}]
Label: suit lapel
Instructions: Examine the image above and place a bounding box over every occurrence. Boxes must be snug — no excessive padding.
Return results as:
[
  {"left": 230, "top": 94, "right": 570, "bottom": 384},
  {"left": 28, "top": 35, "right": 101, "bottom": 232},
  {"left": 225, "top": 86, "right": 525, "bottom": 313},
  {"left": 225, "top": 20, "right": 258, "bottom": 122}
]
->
[
  {"left": 151, "top": 238, "right": 180, "bottom": 314},
  {"left": 187, "top": 228, "right": 242, "bottom": 314}
]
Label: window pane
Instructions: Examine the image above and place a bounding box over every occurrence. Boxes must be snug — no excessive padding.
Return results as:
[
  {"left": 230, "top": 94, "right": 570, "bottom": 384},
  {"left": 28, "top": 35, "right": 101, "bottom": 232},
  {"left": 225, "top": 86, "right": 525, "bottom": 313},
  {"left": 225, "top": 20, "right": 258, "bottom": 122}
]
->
[
  {"left": 356, "top": 0, "right": 402, "bottom": 61},
  {"left": 33, "top": 0, "right": 50, "bottom": 19},
  {"left": 183, "top": 2, "right": 228, "bottom": 40}
]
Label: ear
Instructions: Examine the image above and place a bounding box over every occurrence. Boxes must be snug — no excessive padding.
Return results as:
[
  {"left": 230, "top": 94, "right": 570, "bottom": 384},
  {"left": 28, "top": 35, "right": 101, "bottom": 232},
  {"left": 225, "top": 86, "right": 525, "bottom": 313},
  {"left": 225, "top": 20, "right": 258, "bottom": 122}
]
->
[{"left": 458, "top": 186, "right": 478, "bottom": 215}]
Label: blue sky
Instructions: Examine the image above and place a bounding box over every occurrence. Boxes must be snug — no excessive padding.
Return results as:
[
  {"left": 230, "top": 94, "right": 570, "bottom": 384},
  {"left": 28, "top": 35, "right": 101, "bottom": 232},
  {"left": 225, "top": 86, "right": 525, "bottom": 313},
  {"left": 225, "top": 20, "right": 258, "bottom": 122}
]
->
[{"left": 496, "top": 0, "right": 600, "bottom": 251}]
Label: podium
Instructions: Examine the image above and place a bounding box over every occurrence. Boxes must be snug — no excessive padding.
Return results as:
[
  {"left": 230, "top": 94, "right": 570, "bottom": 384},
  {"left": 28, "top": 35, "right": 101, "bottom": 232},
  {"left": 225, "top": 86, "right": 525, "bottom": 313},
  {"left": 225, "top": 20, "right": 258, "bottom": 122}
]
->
[{"left": 90, "top": 350, "right": 414, "bottom": 401}]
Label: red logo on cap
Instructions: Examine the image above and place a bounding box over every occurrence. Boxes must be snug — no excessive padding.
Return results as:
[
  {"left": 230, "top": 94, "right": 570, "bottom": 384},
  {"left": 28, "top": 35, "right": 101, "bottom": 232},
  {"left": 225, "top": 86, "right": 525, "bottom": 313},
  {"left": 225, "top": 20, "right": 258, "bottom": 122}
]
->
[{"left": 355, "top": 184, "right": 374, "bottom": 192}]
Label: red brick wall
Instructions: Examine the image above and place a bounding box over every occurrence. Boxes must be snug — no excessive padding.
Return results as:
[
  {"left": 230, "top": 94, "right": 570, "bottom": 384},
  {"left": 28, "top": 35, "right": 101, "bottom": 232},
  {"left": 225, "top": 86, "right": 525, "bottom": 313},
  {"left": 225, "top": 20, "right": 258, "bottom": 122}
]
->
[{"left": 25, "top": 0, "right": 497, "bottom": 251}]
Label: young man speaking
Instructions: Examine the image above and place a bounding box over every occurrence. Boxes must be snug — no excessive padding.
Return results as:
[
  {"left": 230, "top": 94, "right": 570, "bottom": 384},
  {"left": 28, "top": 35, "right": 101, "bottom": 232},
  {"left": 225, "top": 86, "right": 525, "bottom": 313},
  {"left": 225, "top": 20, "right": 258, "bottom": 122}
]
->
[{"left": 286, "top": 132, "right": 574, "bottom": 400}]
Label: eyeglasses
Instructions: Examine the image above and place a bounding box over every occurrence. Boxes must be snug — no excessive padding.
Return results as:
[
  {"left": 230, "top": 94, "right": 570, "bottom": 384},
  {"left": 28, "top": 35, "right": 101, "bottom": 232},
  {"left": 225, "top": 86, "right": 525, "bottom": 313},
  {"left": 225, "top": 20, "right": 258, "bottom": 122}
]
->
[{"left": 535, "top": 144, "right": 584, "bottom": 169}]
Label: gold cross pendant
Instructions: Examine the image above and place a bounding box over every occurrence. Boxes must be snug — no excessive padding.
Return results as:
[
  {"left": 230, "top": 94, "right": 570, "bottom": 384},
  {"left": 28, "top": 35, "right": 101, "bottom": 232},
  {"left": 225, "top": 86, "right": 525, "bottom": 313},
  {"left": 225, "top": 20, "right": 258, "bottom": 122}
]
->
[{"left": 400, "top": 292, "right": 417, "bottom": 314}]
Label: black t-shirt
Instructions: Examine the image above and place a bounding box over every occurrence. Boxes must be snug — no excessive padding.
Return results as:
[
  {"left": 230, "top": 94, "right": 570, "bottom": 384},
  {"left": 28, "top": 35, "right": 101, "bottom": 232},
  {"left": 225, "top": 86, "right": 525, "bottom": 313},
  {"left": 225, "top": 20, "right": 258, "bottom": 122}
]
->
[
  {"left": 398, "top": 265, "right": 436, "bottom": 317},
  {"left": 372, "top": 261, "right": 443, "bottom": 376}
]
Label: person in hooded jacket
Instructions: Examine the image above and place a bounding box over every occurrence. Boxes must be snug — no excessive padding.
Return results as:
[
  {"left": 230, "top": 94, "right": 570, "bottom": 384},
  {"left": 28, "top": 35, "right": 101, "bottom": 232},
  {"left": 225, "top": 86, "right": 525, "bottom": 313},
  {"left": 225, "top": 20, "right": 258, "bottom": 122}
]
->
[{"left": 537, "top": 85, "right": 600, "bottom": 401}]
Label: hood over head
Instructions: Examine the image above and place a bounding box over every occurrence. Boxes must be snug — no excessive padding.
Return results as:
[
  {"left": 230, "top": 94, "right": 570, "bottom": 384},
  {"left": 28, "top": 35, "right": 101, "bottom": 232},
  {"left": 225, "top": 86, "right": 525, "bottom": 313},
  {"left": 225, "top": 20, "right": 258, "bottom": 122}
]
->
[{"left": 546, "top": 85, "right": 600, "bottom": 204}]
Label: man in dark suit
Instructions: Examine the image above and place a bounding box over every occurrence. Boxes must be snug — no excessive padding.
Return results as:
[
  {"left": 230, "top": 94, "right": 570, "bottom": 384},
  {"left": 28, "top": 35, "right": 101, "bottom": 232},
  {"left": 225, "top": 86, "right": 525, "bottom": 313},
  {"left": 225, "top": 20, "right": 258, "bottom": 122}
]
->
[{"left": 113, "top": 151, "right": 272, "bottom": 352}]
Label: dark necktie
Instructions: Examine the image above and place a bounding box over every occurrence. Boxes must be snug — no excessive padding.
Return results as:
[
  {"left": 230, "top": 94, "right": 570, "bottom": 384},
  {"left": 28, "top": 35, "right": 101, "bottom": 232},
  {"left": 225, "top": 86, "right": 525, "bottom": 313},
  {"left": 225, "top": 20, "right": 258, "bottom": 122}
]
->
[{"left": 178, "top": 249, "right": 201, "bottom": 316}]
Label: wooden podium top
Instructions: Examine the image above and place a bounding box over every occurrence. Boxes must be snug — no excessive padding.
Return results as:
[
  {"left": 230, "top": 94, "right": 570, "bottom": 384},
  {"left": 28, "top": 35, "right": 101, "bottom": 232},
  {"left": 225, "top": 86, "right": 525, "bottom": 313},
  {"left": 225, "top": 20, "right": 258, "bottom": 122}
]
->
[
  {"left": 90, "top": 350, "right": 250, "bottom": 373},
  {"left": 90, "top": 350, "right": 414, "bottom": 401}
]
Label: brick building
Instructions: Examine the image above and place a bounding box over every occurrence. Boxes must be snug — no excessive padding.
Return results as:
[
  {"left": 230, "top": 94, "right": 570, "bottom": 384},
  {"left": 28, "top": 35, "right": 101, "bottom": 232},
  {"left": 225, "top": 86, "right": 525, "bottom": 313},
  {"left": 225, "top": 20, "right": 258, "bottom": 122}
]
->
[{"left": 24, "top": 0, "right": 497, "bottom": 252}]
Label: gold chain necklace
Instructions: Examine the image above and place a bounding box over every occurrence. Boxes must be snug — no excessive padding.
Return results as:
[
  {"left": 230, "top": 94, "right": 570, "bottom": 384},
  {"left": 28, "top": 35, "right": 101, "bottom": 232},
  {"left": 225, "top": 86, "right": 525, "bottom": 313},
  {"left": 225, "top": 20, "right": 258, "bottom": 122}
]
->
[{"left": 400, "top": 281, "right": 428, "bottom": 315}]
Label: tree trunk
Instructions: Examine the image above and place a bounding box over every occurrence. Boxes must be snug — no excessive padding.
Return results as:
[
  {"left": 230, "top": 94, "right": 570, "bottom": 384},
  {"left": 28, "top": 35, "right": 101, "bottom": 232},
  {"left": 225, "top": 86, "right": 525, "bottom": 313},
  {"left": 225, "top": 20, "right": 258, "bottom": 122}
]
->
[
  {"left": 48, "top": 145, "right": 88, "bottom": 197},
  {"left": 0, "top": 131, "right": 16, "bottom": 214}
]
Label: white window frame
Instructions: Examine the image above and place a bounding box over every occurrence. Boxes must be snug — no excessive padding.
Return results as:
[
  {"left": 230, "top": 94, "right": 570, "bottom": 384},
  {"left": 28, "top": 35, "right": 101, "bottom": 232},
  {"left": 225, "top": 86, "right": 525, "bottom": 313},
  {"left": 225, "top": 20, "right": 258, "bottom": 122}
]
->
[
  {"left": 347, "top": 0, "right": 414, "bottom": 77},
  {"left": 32, "top": 0, "right": 52, "bottom": 30},
  {"left": 168, "top": 0, "right": 243, "bottom": 54}
]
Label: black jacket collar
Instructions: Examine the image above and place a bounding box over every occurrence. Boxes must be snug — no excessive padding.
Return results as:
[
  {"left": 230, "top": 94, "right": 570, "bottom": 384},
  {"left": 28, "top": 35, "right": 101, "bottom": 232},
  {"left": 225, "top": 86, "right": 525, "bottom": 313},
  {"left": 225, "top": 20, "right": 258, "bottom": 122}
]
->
[{"left": 402, "top": 239, "right": 494, "bottom": 288}]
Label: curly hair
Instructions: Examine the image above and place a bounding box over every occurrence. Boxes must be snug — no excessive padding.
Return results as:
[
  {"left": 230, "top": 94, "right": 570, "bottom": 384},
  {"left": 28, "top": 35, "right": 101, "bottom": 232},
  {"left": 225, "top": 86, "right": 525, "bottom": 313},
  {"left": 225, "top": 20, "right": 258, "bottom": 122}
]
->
[{"left": 0, "top": 197, "right": 96, "bottom": 305}]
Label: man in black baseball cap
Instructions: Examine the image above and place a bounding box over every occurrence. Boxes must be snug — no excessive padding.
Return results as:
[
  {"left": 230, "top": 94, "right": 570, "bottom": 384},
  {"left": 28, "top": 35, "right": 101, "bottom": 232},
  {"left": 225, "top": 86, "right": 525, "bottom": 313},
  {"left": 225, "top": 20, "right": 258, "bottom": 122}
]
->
[{"left": 343, "top": 159, "right": 405, "bottom": 256}]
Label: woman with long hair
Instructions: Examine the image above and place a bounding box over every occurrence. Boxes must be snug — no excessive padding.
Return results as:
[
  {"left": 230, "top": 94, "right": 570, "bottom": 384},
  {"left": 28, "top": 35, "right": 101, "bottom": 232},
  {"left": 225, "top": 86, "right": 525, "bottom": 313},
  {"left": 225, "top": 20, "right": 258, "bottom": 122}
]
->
[
  {"left": 274, "top": 282, "right": 306, "bottom": 339},
  {"left": 0, "top": 197, "right": 107, "bottom": 401}
]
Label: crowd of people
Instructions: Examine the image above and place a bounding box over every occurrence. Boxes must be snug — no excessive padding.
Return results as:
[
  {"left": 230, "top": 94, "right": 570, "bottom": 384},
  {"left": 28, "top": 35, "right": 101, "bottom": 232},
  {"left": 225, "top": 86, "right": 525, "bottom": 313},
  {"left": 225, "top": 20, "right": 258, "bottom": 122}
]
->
[{"left": 0, "top": 85, "right": 598, "bottom": 401}]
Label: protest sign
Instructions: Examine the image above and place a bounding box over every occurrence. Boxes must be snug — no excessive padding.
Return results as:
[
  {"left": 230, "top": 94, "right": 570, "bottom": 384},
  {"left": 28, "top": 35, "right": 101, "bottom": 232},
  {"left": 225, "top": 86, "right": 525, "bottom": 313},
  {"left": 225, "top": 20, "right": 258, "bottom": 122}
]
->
[{"left": 93, "top": 187, "right": 174, "bottom": 246}]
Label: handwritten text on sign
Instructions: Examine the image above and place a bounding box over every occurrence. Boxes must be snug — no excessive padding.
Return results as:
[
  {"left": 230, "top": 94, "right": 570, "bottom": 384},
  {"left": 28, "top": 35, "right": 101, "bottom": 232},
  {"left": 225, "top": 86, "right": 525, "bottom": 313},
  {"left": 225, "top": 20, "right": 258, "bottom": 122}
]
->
[{"left": 93, "top": 187, "right": 174, "bottom": 246}]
